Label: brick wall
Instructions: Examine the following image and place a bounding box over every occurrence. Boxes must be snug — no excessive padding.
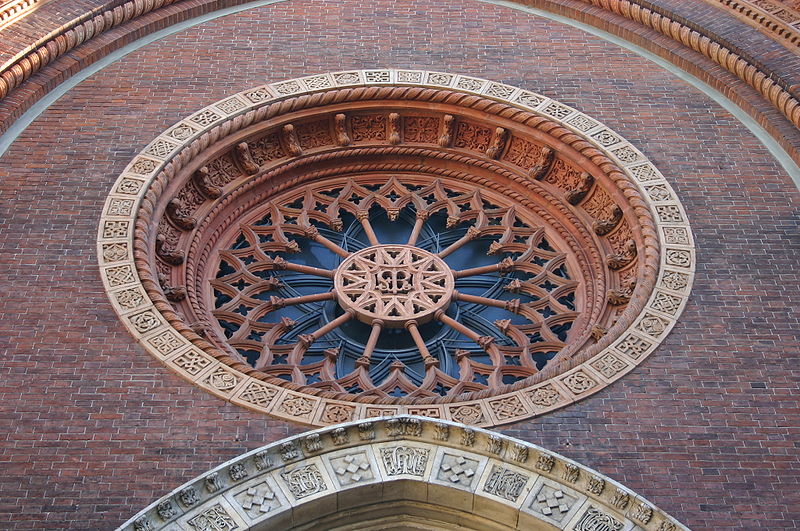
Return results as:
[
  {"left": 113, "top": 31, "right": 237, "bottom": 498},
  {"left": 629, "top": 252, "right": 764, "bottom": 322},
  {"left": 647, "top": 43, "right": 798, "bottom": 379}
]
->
[{"left": 0, "top": 0, "right": 798, "bottom": 529}]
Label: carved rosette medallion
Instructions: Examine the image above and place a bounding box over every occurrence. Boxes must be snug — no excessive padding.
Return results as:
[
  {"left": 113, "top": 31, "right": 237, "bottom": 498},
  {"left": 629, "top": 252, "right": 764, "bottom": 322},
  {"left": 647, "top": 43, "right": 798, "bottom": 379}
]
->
[
  {"left": 98, "top": 70, "right": 694, "bottom": 427},
  {"left": 334, "top": 245, "right": 454, "bottom": 327}
]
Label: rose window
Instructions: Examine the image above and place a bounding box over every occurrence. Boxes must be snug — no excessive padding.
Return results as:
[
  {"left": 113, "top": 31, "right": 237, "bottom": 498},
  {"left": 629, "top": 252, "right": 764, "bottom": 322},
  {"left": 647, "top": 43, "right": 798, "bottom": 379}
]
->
[
  {"left": 210, "top": 176, "right": 580, "bottom": 398},
  {"left": 100, "top": 71, "right": 693, "bottom": 426}
]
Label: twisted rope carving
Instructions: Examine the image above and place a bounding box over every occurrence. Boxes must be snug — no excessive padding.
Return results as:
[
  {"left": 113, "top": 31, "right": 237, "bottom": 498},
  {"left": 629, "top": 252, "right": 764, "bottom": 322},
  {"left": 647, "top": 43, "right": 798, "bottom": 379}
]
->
[
  {"left": 1, "top": 0, "right": 798, "bottom": 150},
  {"left": 578, "top": 0, "right": 800, "bottom": 129}
]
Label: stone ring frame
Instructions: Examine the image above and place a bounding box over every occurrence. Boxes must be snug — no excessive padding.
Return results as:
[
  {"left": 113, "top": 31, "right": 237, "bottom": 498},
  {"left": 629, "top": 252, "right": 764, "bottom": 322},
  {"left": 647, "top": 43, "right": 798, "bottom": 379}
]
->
[
  {"left": 118, "top": 416, "right": 688, "bottom": 530},
  {"left": 97, "top": 69, "right": 695, "bottom": 427}
]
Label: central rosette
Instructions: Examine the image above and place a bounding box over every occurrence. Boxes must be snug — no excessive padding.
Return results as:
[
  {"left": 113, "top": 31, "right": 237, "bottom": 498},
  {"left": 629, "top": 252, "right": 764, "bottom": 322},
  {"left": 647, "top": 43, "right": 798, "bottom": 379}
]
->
[{"left": 334, "top": 245, "right": 455, "bottom": 328}]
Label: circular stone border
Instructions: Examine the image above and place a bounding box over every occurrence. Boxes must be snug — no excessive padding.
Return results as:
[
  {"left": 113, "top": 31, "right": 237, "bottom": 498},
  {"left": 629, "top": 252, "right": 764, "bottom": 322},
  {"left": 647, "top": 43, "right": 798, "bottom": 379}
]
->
[
  {"left": 116, "top": 415, "right": 689, "bottom": 531},
  {"left": 97, "top": 69, "right": 695, "bottom": 428}
]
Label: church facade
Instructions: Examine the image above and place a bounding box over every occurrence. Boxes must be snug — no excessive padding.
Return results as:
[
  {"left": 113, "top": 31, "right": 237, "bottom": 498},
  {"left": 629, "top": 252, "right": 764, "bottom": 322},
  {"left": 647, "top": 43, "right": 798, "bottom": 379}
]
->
[{"left": 0, "top": 1, "right": 797, "bottom": 529}]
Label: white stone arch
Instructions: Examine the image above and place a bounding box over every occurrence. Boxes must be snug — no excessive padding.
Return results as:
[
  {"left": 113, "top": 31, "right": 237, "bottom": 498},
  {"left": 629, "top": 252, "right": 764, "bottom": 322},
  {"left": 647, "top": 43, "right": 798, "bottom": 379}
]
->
[{"left": 120, "top": 416, "right": 687, "bottom": 531}]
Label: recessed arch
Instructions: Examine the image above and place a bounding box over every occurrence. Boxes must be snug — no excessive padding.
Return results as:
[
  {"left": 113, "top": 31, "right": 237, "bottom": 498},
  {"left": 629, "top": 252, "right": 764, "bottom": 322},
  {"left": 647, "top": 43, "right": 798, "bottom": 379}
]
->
[{"left": 118, "top": 416, "right": 687, "bottom": 531}]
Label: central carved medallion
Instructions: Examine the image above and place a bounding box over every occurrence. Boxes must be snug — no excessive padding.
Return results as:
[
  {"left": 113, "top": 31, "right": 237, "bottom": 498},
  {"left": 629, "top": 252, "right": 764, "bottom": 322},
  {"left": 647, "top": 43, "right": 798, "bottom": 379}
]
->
[{"left": 334, "top": 245, "right": 454, "bottom": 328}]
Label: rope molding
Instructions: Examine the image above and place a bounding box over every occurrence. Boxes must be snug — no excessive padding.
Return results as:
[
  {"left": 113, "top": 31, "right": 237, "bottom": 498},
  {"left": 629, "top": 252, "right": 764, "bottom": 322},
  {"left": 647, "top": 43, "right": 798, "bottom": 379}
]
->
[
  {"left": 707, "top": 0, "right": 800, "bottom": 51},
  {"left": 574, "top": 0, "right": 800, "bottom": 126},
  {"left": 0, "top": 0, "right": 50, "bottom": 31},
  {"left": 1, "top": 0, "right": 800, "bottom": 139}
]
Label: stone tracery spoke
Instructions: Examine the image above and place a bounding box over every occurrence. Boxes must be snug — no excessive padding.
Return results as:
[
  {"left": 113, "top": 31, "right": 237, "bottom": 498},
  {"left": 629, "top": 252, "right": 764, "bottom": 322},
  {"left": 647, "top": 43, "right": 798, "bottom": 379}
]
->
[
  {"left": 435, "top": 311, "right": 503, "bottom": 365},
  {"left": 437, "top": 224, "right": 483, "bottom": 258},
  {"left": 360, "top": 320, "right": 384, "bottom": 363},
  {"left": 453, "top": 257, "right": 516, "bottom": 279},
  {"left": 290, "top": 311, "right": 355, "bottom": 362},
  {"left": 357, "top": 212, "right": 381, "bottom": 246},
  {"left": 265, "top": 256, "right": 336, "bottom": 279}
]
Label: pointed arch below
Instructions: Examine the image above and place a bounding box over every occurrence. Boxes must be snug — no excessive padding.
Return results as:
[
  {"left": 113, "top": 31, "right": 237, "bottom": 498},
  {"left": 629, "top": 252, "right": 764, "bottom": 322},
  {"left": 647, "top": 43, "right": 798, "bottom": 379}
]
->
[{"left": 119, "top": 416, "right": 687, "bottom": 531}]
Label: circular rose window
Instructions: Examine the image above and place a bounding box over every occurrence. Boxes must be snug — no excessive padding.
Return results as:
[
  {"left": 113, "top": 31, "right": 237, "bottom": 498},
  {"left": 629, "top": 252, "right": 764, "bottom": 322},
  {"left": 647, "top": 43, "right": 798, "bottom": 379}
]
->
[{"left": 98, "top": 70, "right": 694, "bottom": 426}]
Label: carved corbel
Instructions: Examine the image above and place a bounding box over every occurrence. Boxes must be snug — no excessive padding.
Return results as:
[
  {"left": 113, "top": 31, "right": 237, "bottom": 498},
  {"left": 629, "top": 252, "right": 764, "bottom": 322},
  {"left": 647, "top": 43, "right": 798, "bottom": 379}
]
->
[
  {"left": 498, "top": 257, "right": 515, "bottom": 272},
  {"left": 486, "top": 127, "right": 508, "bottom": 159},
  {"left": 607, "top": 280, "right": 635, "bottom": 306},
  {"left": 591, "top": 324, "right": 607, "bottom": 341},
  {"left": 192, "top": 166, "right": 222, "bottom": 199},
  {"left": 282, "top": 124, "right": 302, "bottom": 156},
  {"left": 504, "top": 279, "right": 523, "bottom": 293},
  {"left": 454, "top": 349, "right": 471, "bottom": 361},
  {"left": 298, "top": 333, "right": 315, "bottom": 348},
  {"left": 189, "top": 321, "right": 208, "bottom": 337},
  {"left": 262, "top": 276, "right": 283, "bottom": 290},
  {"left": 234, "top": 142, "right": 259, "bottom": 175},
  {"left": 324, "top": 347, "right": 339, "bottom": 362},
  {"left": 606, "top": 239, "right": 637, "bottom": 270},
  {"left": 438, "top": 114, "right": 455, "bottom": 147},
  {"left": 155, "top": 232, "right": 184, "bottom": 265},
  {"left": 593, "top": 205, "right": 624, "bottom": 236},
  {"left": 165, "top": 198, "right": 196, "bottom": 230},
  {"left": 565, "top": 172, "right": 595, "bottom": 205},
  {"left": 157, "top": 272, "right": 186, "bottom": 302},
  {"left": 466, "top": 225, "right": 482, "bottom": 240},
  {"left": 334, "top": 113, "right": 350, "bottom": 146},
  {"left": 388, "top": 112, "right": 401, "bottom": 145},
  {"left": 266, "top": 255, "right": 288, "bottom": 270},
  {"left": 301, "top": 224, "right": 321, "bottom": 241},
  {"left": 477, "top": 335, "right": 495, "bottom": 349},
  {"left": 494, "top": 319, "right": 512, "bottom": 334},
  {"left": 487, "top": 241, "right": 504, "bottom": 255},
  {"left": 329, "top": 217, "right": 343, "bottom": 231},
  {"left": 504, "top": 299, "right": 521, "bottom": 314},
  {"left": 269, "top": 295, "right": 286, "bottom": 309},
  {"left": 530, "top": 147, "right": 555, "bottom": 181}
]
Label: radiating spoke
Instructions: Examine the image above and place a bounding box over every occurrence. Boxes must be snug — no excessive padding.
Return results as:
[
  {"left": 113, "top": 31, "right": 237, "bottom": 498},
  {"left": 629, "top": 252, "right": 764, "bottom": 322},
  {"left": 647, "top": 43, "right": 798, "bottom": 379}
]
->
[
  {"left": 437, "top": 226, "right": 480, "bottom": 258},
  {"left": 453, "top": 257, "right": 515, "bottom": 279},
  {"left": 271, "top": 291, "right": 336, "bottom": 309},
  {"left": 357, "top": 212, "right": 380, "bottom": 246},
  {"left": 453, "top": 291, "right": 521, "bottom": 313},
  {"left": 302, "top": 225, "right": 350, "bottom": 258},
  {"left": 269, "top": 256, "right": 335, "bottom": 279},
  {"left": 360, "top": 320, "right": 384, "bottom": 362},
  {"left": 293, "top": 311, "right": 354, "bottom": 357},
  {"left": 436, "top": 311, "right": 497, "bottom": 355},
  {"left": 405, "top": 320, "right": 438, "bottom": 367},
  {"left": 406, "top": 214, "right": 427, "bottom": 246}
]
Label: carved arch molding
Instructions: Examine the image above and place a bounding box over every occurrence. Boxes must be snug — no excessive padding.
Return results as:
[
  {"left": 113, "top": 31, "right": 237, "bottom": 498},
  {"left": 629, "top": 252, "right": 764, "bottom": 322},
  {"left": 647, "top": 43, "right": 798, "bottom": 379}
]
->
[
  {"left": 98, "top": 69, "right": 695, "bottom": 427},
  {"left": 118, "top": 416, "right": 688, "bottom": 530}
]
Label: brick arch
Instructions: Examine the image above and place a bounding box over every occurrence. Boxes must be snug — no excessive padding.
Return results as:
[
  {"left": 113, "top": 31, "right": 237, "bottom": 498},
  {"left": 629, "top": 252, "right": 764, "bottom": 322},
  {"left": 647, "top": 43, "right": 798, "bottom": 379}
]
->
[
  {"left": 118, "top": 416, "right": 687, "bottom": 531},
  {"left": 2, "top": 0, "right": 800, "bottom": 165}
]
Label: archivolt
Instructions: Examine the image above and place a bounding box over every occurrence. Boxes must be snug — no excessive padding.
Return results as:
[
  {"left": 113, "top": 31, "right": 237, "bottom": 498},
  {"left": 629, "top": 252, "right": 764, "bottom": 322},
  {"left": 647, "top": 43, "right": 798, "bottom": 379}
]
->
[{"left": 117, "top": 416, "right": 688, "bottom": 531}]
